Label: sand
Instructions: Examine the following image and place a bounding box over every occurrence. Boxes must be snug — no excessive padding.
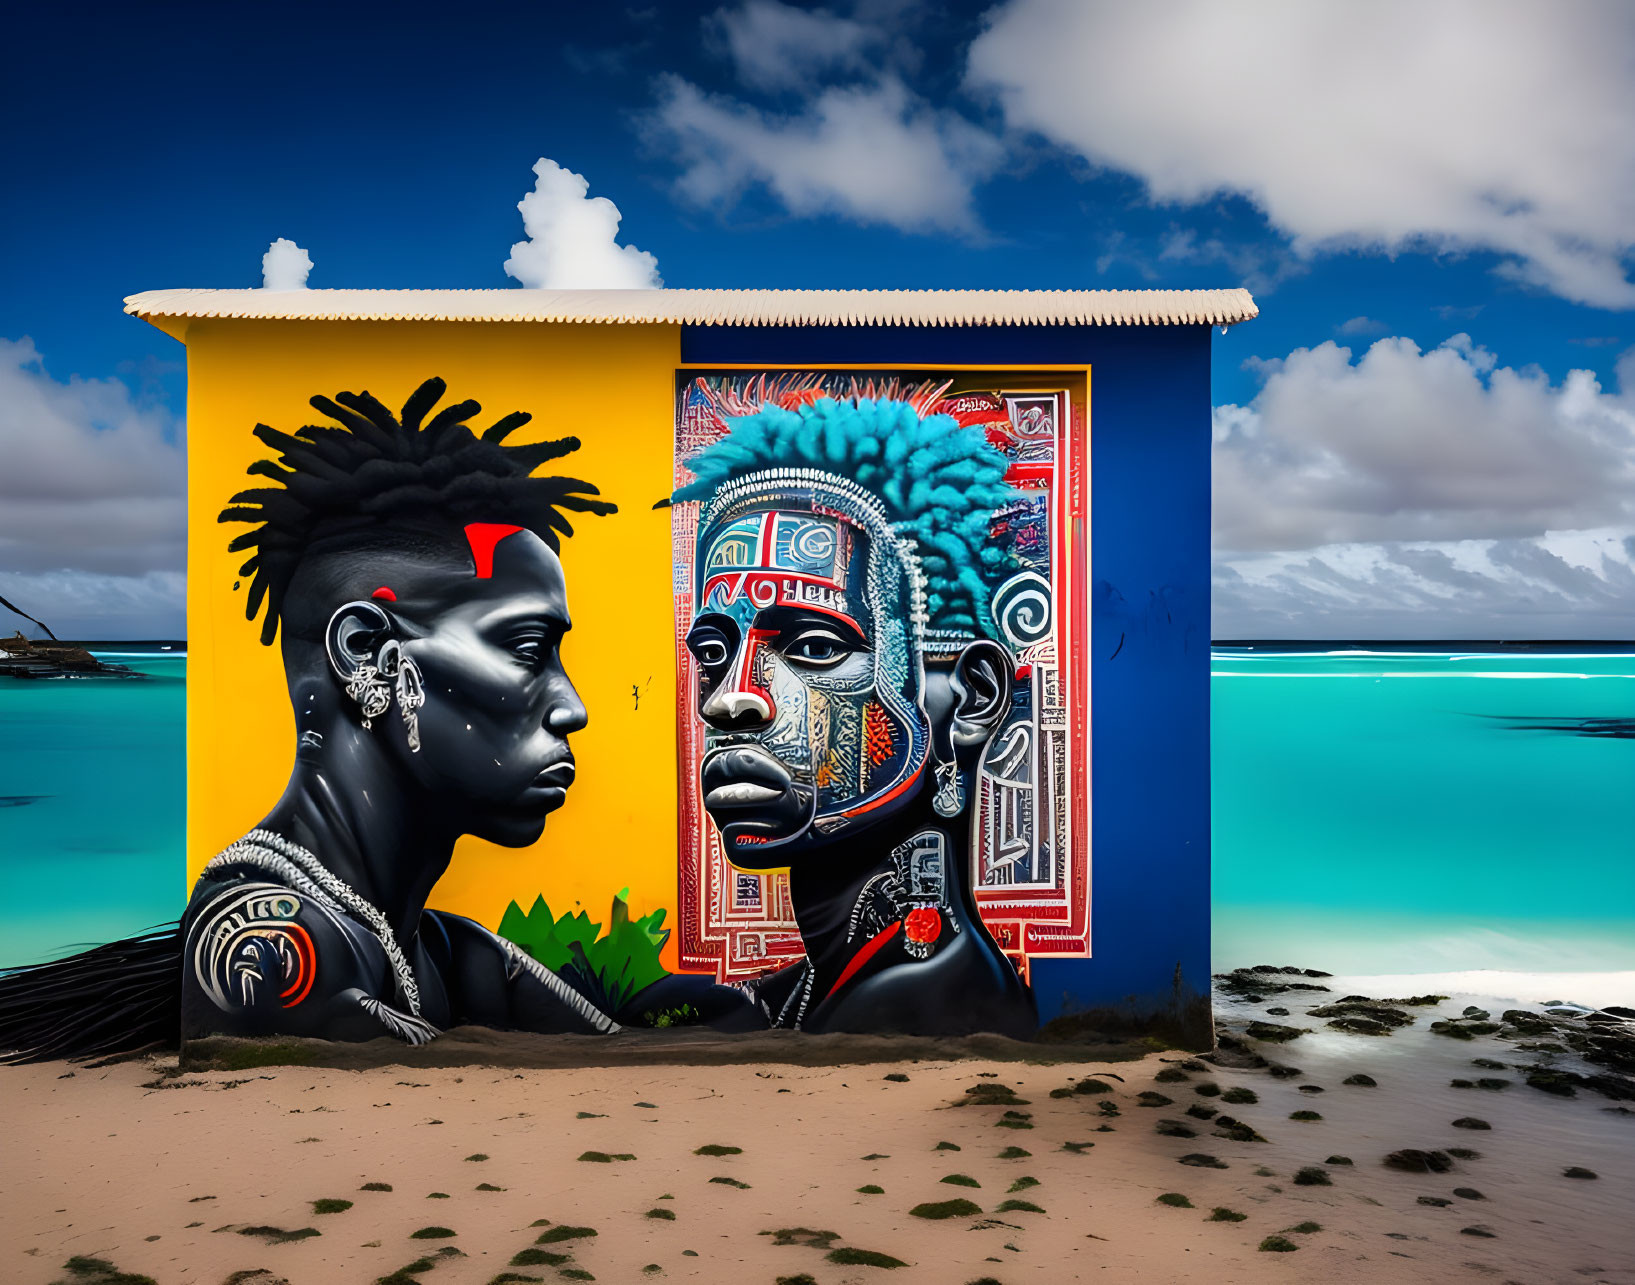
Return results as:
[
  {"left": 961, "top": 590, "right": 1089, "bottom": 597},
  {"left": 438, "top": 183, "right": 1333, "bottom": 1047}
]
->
[{"left": 3, "top": 977, "right": 1632, "bottom": 1285}]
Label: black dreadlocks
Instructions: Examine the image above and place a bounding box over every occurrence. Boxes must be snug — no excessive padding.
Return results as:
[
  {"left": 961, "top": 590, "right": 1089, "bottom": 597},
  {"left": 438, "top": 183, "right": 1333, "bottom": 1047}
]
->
[{"left": 221, "top": 376, "right": 617, "bottom": 644}]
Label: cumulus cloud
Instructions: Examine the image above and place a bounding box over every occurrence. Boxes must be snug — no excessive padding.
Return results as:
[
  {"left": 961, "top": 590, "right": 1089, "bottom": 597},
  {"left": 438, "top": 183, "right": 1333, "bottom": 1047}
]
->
[
  {"left": 261, "top": 238, "right": 312, "bottom": 290},
  {"left": 707, "top": 0, "right": 879, "bottom": 92},
  {"left": 968, "top": 0, "right": 1635, "bottom": 308},
  {"left": 0, "top": 339, "right": 185, "bottom": 638},
  {"left": 1214, "top": 336, "right": 1635, "bottom": 552},
  {"left": 1213, "top": 336, "right": 1635, "bottom": 637},
  {"left": 504, "top": 158, "right": 661, "bottom": 289},
  {"left": 647, "top": 74, "right": 1001, "bottom": 234}
]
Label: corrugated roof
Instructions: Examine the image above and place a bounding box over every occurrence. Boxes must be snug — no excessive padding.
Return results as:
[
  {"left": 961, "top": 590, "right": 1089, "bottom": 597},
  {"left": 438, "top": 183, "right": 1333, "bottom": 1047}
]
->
[{"left": 123, "top": 287, "right": 1257, "bottom": 328}]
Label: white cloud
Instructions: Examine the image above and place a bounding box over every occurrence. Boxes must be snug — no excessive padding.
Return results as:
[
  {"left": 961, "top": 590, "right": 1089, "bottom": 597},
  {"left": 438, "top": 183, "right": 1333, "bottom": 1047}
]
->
[
  {"left": 1337, "top": 316, "right": 1386, "bottom": 336},
  {"left": 0, "top": 339, "right": 185, "bottom": 639},
  {"left": 504, "top": 158, "right": 661, "bottom": 290},
  {"left": 647, "top": 74, "right": 1001, "bottom": 235},
  {"left": 1214, "top": 336, "right": 1635, "bottom": 552},
  {"left": 707, "top": 0, "right": 878, "bottom": 92},
  {"left": 968, "top": 0, "right": 1635, "bottom": 308},
  {"left": 261, "top": 238, "right": 312, "bottom": 290},
  {"left": 1213, "top": 336, "right": 1635, "bottom": 637}
]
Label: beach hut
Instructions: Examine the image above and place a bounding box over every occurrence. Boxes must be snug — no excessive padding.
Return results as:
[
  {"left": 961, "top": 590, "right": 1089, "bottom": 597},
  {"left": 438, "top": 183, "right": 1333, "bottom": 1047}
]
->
[{"left": 125, "top": 286, "right": 1256, "bottom": 1050}]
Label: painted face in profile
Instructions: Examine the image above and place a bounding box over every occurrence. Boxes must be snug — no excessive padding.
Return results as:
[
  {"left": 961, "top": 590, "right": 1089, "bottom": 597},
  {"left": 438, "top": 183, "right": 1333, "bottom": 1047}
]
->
[
  {"left": 356, "top": 527, "right": 588, "bottom": 849},
  {"left": 685, "top": 498, "right": 930, "bottom": 865}
]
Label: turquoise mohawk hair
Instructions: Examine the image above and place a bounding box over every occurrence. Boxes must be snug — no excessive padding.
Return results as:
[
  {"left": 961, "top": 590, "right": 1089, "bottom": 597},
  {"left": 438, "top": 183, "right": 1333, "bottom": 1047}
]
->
[{"left": 675, "top": 396, "right": 1016, "bottom": 638}]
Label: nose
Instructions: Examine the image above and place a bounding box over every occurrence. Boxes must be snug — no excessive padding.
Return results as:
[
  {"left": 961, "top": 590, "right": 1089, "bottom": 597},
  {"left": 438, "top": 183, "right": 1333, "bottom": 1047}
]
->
[
  {"left": 700, "top": 631, "right": 776, "bottom": 732},
  {"left": 546, "top": 676, "right": 588, "bottom": 736}
]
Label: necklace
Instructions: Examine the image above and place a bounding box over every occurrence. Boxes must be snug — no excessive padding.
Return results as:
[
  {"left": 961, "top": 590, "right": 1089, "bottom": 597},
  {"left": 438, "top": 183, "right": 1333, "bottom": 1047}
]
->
[{"left": 205, "top": 828, "right": 422, "bottom": 1017}]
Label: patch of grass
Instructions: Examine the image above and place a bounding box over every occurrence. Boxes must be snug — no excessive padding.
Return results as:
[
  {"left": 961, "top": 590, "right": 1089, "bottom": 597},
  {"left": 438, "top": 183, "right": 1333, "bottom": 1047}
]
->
[
  {"left": 311, "top": 1198, "right": 353, "bottom": 1215},
  {"left": 861, "top": 1152, "right": 890, "bottom": 1160},
  {"left": 1259, "top": 1235, "right": 1298, "bottom": 1252},
  {"left": 536, "top": 1225, "right": 597, "bottom": 1244},
  {"left": 710, "top": 1176, "right": 751, "bottom": 1188},
  {"left": 762, "top": 1228, "right": 840, "bottom": 1249},
  {"left": 934, "top": 1141, "right": 961, "bottom": 1151},
  {"left": 375, "top": 1260, "right": 437, "bottom": 1285},
  {"left": 825, "top": 1248, "right": 907, "bottom": 1268},
  {"left": 645, "top": 1208, "right": 676, "bottom": 1220},
  {"left": 237, "top": 1225, "right": 321, "bottom": 1244},
  {"left": 577, "top": 1151, "right": 636, "bottom": 1162},
  {"left": 1154, "top": 1067, "right": 1191, "bottom": 1083},
  {"left": 909, "top": 1198, "right": 983, "bottom": 1220},
  {"left": 1061, "top": 1141, "right": 1095, "bottom": 1153},
  {"left": 576, "top": 1111, "right": 605, "bottom": 1118},
  {"left": 774, "top": 1276, "right": 816, "bottom": 1285},
  {"left": 361, "top": 1182, "right": 393, "bottom": 1192},
  {"left": 884, "top": 1072, "right": 909, "bottom": 1082},
  {"left": 958, "top": 1083, "right": 1029, "bottom": 1107},
  {"left": 1287, "top": 1221, "right": 1322, "bottom": 1234},
  {"left": 57, "top": 1258, "right": 158, "bottom": 1285},
  {"left": 1292, "top": 1167, "right": 1331, "bottom": 1186},
  {"left": 941, "top": 1174, "right": 981, "bottom": 1187},
  {"left": 1155, "top": 1119, "right": 1196, "bottom": 1138},
  {"left": 997, "top": 1146, "right": 1031, "bottom": 1159},
  {"left": 1220, "top": 1086, "right": 1258, "bottom": 1105},
  {"left": 409, "top": 1226, "right": 456, "bottom": 1239},
  {"left": 509, "top": 1248, "right": 570, "bottom": 1267},
  {"left": 857, "top": 1184, "right": 885, "bottom": 1194},
  {"left": 476, "top": 1183, "right": 506, "bottom": 1191},
  {"left": 1155, "top": 1193, "right": 1193, "bottom": 1208},
  {"left": 1289, "top": 1110, "right": 1323, "bottom": 1121},
  {"left": 487, "top": 1274, "right": 543, "bottom": 1285},
  {"left": 1007, "top": 1176, "right": 1040, "bottom": 1193},
  {"left": 560, "top": 1270, "right": 595, "bottom": 1282},
  {"left": 1208, "top": 1207, "right": 1247, "bottom": 1222},
  {"left": 1136, "top": 1091, "right": 1173, "bottom": 1107},
  {"left": 1071, "top": 1077, "right": 1113, "bottom": 1095},
  {"left": 427, "top": 1192, "right": 450, "bottom": 1199},
  {"left": 465, "top": 1153, "right": 488, "bottom": 1161},
  {"left": 207, "top": 1040, "right": 318, "bottom": 1070},
  {"left": 995, "top": 1199, "right": 1044, "bottom": 1213},
  {"left": 693, "top": 1144, "right": 742, "bottom": 1156}
]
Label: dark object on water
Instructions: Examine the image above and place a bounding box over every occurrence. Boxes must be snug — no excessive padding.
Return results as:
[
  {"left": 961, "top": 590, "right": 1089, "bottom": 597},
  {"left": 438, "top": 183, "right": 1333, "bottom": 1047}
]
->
[
  {"left": 0, "top": 633, "right": 141, "bottom": 680},
  {"left": 1342, "top": 1073, "right": 1378, "bottom": 1086},
  {"left": 0, "top": 926, "right": 182, "bottom": 1062},
  {"left": 1562, "top": 1166, "right": 1598, "bottom": 1179}
]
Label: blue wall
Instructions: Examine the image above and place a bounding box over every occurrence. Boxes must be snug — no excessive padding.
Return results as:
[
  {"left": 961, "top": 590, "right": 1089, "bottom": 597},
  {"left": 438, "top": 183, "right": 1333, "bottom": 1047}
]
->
[{"left": 681, "top": 324, "right": 1215, "bottom": 1045}]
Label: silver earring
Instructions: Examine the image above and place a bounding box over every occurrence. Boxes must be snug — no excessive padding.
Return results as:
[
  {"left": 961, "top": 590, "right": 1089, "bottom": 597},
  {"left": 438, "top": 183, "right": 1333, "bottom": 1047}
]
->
[
  {"left": 345, "top": 663, "right": 391, "bottom": 728},
  {"left": 933, "top": 760, "right": 964, "bottom": 817},
  {"left": 396, "top": 654, "right": 425, "bottom": 753}
]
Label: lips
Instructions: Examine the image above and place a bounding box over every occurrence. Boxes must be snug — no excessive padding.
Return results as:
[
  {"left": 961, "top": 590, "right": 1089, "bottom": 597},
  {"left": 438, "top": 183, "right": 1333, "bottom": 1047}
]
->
[
  {"left": 701, "top": 744, "right": 793, "bottom": 809},
  {"left": 531, "top": 760, "right": 576, "bottom": 790}
]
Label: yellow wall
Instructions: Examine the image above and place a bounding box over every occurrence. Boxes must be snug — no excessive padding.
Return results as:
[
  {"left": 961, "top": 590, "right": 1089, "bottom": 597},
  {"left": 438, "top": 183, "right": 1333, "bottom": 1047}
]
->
[{"left": 182, "top": 319, "right": 685, "bottom": 969}]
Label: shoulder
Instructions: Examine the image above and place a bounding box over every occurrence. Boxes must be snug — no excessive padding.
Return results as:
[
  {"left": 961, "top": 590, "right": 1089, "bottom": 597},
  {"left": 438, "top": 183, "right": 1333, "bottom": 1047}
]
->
[
  {"left": 183, "top": 871, "right": 375, "bottom": 1018},
  {"left": 816, "top": 939, "right": 1038, "bottom": 1039}
]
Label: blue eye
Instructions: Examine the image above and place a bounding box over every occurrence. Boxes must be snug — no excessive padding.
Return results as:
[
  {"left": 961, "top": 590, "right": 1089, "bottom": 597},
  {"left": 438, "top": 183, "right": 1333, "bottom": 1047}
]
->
[{"left": 784, "top": 630, "right": 854, "bottom": 667}]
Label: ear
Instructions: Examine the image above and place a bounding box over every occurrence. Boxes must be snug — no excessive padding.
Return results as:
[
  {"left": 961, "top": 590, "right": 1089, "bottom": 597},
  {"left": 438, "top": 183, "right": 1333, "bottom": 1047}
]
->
[
  {"left": 948, "top": 638, "right": 1014, "bottom": 752},
  {"left": 323, "top": 599, "right": 394, "bottom": 684}
]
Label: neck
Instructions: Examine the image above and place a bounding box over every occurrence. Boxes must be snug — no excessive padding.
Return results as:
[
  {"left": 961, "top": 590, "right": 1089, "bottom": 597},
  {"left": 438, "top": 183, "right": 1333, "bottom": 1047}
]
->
[
  {"left": 785, "top": 795, "right": 987, "bottom": 996},
  {"left": 255, "top": 710, "right": 454, "bottom": 942}
]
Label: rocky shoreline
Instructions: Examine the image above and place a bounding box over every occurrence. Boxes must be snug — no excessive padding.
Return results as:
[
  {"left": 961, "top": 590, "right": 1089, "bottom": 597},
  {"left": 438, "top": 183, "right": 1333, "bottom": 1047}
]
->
[{"left": 0, "top": 634, "right": 141, "bottom": 680}]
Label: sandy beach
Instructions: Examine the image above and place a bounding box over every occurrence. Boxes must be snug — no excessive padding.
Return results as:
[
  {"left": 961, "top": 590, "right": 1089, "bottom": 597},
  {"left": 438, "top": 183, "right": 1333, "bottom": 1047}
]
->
[{"left": 3, "top": 971, "right": 1632, "bottom": 1285}]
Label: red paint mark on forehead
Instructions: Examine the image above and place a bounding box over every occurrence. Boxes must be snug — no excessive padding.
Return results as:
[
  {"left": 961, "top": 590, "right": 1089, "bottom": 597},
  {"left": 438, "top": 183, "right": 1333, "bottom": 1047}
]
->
[{"left": 464, "top": 523, "right": 526, "bottom": 579}]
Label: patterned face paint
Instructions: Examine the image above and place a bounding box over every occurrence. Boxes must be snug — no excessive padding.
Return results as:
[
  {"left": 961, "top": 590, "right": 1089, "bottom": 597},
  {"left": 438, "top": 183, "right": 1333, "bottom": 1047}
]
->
[{"left": 687, "top": 485, "right": 930, "bottom": 864}]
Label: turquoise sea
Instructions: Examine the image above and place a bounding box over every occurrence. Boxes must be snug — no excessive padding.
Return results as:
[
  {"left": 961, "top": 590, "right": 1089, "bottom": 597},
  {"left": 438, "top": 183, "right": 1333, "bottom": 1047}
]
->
[{"left": 2, "top": 645, "right": 1632, "bottom": 976}]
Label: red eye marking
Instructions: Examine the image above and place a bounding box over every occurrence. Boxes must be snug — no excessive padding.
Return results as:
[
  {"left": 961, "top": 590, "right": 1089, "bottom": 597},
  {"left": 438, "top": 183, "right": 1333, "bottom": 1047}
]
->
[
  {"left": 371, "top": 586, "right": 397, "bottom": 602},
  {"left": 464, "top": 523, "right": 526, "bottom": 579}
]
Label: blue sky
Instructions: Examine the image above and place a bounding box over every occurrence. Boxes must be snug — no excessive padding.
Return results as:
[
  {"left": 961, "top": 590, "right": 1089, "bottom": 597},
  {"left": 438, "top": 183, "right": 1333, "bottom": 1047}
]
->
[{"left": 4, "top": 0, "right": 1635, "bottom": 638}]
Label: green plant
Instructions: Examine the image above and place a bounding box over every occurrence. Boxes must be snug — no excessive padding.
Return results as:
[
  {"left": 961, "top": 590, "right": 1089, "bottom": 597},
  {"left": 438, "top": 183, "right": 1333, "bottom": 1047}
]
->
[
  {"left": 409, "top": 1226, "right": 456, "bottom": 1239},
  {"left": 311, "top": 1198, "right": 353, "bottom": 1214},
  {"left": 694, "top": 1144, "right": 742, "bottom": 1156},
  {"left": 645, "top": 1208, "right": 676, "bottom": 1220},
  {"left": 940, "top": 1174, "right": 980, "bottom": 1187},
  {"left": 497, "top": 888, "right": 670, "bottom": 1014},
  {"left": 1208, "top": 1207, "right": 1246, "bottom": 1222},
  {"left": 857, "top": 1184, "right": 885, "bottom": 1194},
  {"left": 536, "top": 1225, "right": 597, "bottom": 1245},
  {"left": 1156, "top": 1193, "right": 1192, "bottom": 1208},
  {"left": 1258, "top": 1235, "right": 1298, "bottom": 1252},
  {"left": 909, "top": 1198, "right": 982, "bottom": 1219},
  {"left": 826, "top": 1248, "right": 906, "bottom": 1268},
  {"left": 995, "top": 1199, "right": 1044, "bottom": 1213},
  {"left": 509, "top": 1248, "right": 569, "bottom": 1267}
]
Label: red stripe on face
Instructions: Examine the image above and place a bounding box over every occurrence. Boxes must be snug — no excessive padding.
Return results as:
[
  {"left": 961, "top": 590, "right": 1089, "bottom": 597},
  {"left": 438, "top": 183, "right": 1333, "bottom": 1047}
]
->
[
  {"left": 464, "top": 523, "right": 526, "bottom": 579},
  {"left": 825, "top": 920, "right": 902, "bottom": 1001}
]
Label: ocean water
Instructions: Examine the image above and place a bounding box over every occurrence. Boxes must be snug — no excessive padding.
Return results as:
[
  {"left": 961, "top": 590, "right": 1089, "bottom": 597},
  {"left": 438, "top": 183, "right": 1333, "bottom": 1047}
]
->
[{"left": 2, "top": 646, "right": 1632, "bottom": 984}]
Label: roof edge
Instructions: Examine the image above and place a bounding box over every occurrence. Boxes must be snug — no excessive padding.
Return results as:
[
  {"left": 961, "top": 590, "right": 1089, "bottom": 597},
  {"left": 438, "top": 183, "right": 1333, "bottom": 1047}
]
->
[{"left": 123, "top": 286, "right": 1258, "bottom": 329}]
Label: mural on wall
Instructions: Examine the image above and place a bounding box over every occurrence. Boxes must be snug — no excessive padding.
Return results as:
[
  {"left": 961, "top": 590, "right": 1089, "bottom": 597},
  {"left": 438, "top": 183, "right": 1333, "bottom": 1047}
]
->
[
  {"left": 668, "top": 374, "right": 1087, "bottom": 1036},
  {"left": 183, "top": 377, "right": 757, "bottom": 1044}
]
